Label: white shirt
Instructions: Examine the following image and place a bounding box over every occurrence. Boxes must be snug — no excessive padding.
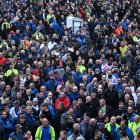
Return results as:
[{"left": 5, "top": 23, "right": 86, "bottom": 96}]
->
[
  {"left": 10, "top": 107, "right": 21, "bottom": 120},
  {"left": 48, "top": 41, "right": 57, "bottom": 51}
]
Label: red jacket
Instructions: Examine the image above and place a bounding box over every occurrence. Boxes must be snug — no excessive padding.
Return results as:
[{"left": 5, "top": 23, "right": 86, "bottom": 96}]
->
[
  {"left": 0, "top": 57, "right": 6, "bottom": 65},
  {"left": 80, "top": 9, "right": 86, "bottom": 19},
  {"left": 55, "top": 96, "right": 70, "bottom": 110}
]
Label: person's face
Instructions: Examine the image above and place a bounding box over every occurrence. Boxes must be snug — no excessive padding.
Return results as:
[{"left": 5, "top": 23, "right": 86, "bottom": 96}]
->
[
  {"left": 82, "top": 76, "right": 87, "bottom": 81},
  {"left": 84, "top": 116, "right": 89, "bottom": 124},
  {"left": 43, "top": 105, "right": 48, "bottom": 111},
  {"left": 91, "top": 93, "right": 96, "bottom": 99},
  {"left": 33, "top": 101, "right": 38, "bottom": 106},
  {"left": 60, "top": 92, "right": 65, "bottom": 98},
  {"left": 111, "top": 117, "right": 116, "bottom": 124},
  {"left": 98, "top": 111, "right": 103, "bottom": 117},
  {"left": 39, "top": 92, "right": 44, "bottom": 98},
  {"left": 92, "top": 78, "right": 97, "bottom": 83},
  {"left": 73, "top": 87, "right": 78, "bottom": 93},
  {"left": 19, "top": 117, "right": 26, "bottom": 124},
  {"left": 40, "top": 86, "right": 46, "bottom": 92},
  {"left": 4, "top": 98, "right": 10, "bottom": 104},
  {"left": 117, "top": 78, "right": 121, "bottom": 83},
  {"left": 120, "top": 121, "right": 126, "bottom": 129},
  {"left": 125, "top": 87, "right": 131, "bottom": 94},
  {"left": 58, "top": 104, "right": 63, "bottom": 110},
  {"left": 79, "top": 90, "right": 84, "bottom": 96},
  {"left": 26, "top": 131, "right": 32, "bottom": 139},
  {"left": 88, "top": 58, "right": 93, "bottom": 63},
  {"left": 16, "top": 127, "right": 22, "bottom": 133},
  {"left": 26, "top": 68, "right": 31, "bottom": 74},
  {"left": 102, "top": 75, "right": 106, "bottom": 81},
  {"left": 26, "top": 91, "right": 31, "bottom": 96},
  {"left": 119, "top": 103, "right": 124, "bottom": 109},
  {"left": 128, "top": 100, "right": 134, "bottom": 107},
  {"left": 86, "top": 96, "right": 91, "bottom": 103},
  {"left": 88, "top": 68, "right": 92, "bottom": 74},
  {"left": 1, "top": 112, "right": 7, "bottom": 119},
  {"left": 48, "top": 93, "right": 53, "bottom": 99},
  {"left": 14, "top": 76, "right": 19, "bottom": 81},
  {"left": 50, "top": 75, "right": 55, "bottom": 80},
  {"left": 26, "top": 107, "right": 32, "bottom": 114},
  {"left": 77, "top": 99, "right": 82, "bottom": 105},
  {"left": 125, "top": 94, "right": 130, "bottom": 102},
  {"left": 100, "top": 99, "right": 105, "bottom": 107},
  {"left": 128, "top": 107, "right": 133, "bottom": 113},
  {"left": 104, "top": 117, "right": 109, "bottom": 124},
  {"left": 42, "top": 118, "right": 49, "bottom": 127},
  {"left": 60, "top": 131, "right": 67, "bottom": 139},
  {"left": 67, "top": 116, "right": 73, "bottom": 124},
  {"left": 17, "top": 93, "right": 22, "bottom": 99},
  {"left": 74, "top": 125, "right": 80, "bottom": 131},
  {"left": 69, "top": 77, "right": 74, "bottom": 82},
  {"left": 76, "top": 68, "right": 80, "bottom": 73},
  {"left": 108, "top": 83, "right": 113, "bottom": 89},
  {"left": 30, "top": 84, "right": 34, "bottom": 89}
]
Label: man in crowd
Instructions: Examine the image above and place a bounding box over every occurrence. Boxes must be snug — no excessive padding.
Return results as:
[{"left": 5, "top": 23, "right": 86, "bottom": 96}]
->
[{"left": 0, "top": 0, "right": 140, "bottom": 139}]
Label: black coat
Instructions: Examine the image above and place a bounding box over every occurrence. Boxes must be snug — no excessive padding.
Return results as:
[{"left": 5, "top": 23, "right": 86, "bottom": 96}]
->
[
  {"left": 113, "top": 108, "right": 126, "bottom": 117},
  {"left": 41, "top": 110, "right": 52, "bottom": 123},
  {"left": 0, "top": 125, "right": 4, "bottom": 140},
  {"left": 104, "top": 88, "right": 118, "bottom": 109},
  {"left": 32, "top": 120, "right": 42, "bottom": 138},
  {"left": 81, "top": 102, "right": 96, "bottom": 118},
  {"left": 85, "top": 125, "right": 95, "bottom": 140}
]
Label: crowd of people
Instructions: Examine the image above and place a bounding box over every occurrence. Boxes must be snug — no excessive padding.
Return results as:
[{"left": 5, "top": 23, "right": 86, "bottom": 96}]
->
[{"left": 0, "top": 0, "right": 140, "bottom": 140}]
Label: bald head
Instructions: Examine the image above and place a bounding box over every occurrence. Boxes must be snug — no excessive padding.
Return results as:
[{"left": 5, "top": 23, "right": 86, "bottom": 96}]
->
[
  {"left": 86, "top": 96, "right": 91, "bottom": 103},
  {"left": 89, "top": 118, "right": 96, "bottom": 126},
  {"left": 111, "top": 116, "right": 116, "bottom": 124},
  {"left": 73, "top": 123, "right": 80, "bottom": 131}
]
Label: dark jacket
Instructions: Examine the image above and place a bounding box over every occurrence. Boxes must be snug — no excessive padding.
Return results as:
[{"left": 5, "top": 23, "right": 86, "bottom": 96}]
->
[
  {"left": 9, "top": 131, "right": 24, "bottom": 140},
  {"left": 0, "top": 117, "right": 14, "bottom": 140},
  {"left": 45, "top": 80, "right": 59, "bottom": 93},
  {"left": 85, "top": 125, "right": 95, "bottom": 140},
  {"left": 104, "top": 88, "right": 118, "bottom": 109},
  {"left": 81, "top": 102, "right": 96, "bottom": 118},
  {"left": 32, "top": 120, "right": 42, "bottom": 138},
  {"left": 0, "top": 125, "right": 4, "bottom": 140},
  {"left": 25, "top": 113, "right": 35, "bottom": 129},
  {"left": 72, "top": 72, "right": 83, "bottom": 86},
  {"left": 116, "top": 127, "right": 134, "bottom": 140}
]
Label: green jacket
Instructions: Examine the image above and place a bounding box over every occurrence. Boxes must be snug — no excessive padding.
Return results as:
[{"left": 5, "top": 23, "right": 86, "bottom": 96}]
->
[{"left": 35, "top": 125, "right": 55, "bottom": 140}]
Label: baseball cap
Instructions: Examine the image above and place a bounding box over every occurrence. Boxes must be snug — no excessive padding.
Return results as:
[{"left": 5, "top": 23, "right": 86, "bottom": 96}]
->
[{"left": 15, "top": 124, "right": 22, "bottom": 129}]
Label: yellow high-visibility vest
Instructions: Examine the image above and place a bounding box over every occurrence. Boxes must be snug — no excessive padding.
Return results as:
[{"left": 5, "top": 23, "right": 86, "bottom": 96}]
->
[
  {"left": 1, "top": 22, "right": 10, "bottom": 30},
  {"left": 105, "top": 123, "right": 119, "bottom": 132},
  {"left": 5, "top": 69, "right": 18, "bottom": 77}
]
